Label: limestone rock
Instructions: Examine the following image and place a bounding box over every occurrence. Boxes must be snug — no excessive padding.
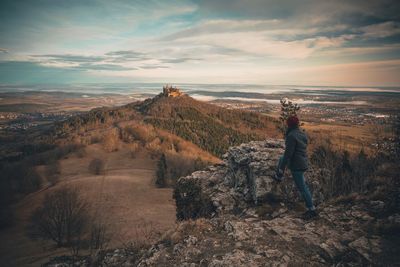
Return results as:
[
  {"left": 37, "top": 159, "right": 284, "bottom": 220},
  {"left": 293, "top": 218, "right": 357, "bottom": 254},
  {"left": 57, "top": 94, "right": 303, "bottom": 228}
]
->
[{"left": 174, "top": 139, "right": 325, "bottom": 220}]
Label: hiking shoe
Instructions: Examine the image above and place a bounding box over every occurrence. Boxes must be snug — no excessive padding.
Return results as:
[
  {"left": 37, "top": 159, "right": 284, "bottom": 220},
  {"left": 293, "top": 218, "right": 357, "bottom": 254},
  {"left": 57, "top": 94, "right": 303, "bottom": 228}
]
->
[{"left": 302, "top": 210, "right": 318, "bottom": 220}]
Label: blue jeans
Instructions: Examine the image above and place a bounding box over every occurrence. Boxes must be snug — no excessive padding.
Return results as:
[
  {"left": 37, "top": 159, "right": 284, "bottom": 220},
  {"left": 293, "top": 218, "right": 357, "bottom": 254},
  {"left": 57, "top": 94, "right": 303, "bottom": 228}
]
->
[{"left": 278, "top": 157, "right": 315, "bottom": 210}]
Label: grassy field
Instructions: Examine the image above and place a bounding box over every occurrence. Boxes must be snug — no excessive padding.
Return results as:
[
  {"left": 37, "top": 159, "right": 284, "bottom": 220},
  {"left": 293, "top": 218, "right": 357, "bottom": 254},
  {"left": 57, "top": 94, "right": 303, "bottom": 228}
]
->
[
  {"left": 0, "top": 144, "right": 176, "bottom": 267},
  {"left": 303, "top": 121, "right": 387, "bottom": 154}
]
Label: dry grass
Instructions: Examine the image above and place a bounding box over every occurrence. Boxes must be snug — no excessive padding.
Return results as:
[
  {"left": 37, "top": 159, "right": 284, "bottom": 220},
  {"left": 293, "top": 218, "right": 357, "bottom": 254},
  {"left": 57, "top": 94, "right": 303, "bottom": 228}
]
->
[
  {"left": 304, "top": 122, "right": 384, "bottom": 155},
  {"left": 0, "top": 144, "right": 176, "bottom": 267}
]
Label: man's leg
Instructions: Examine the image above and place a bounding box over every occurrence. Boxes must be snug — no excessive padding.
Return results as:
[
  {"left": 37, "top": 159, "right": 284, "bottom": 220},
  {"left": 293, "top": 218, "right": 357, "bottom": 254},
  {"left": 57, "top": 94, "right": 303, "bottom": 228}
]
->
[{"left": 291, "top": 171, "right": 315, "bottom": 211}]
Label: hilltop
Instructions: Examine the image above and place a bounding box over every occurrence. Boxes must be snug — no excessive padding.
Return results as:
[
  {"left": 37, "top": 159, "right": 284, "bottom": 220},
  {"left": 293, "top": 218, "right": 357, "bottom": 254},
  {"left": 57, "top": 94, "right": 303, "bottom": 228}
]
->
[{"left": 51, "top": 88, "right": 279, "bottom": 157}]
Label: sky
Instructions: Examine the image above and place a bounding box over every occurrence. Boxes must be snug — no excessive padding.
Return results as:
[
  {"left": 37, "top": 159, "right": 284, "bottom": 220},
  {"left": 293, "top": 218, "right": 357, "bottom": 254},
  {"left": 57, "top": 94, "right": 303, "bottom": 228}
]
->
[{"left": 0, "top": 0, "right": 399, "bottom": 86}]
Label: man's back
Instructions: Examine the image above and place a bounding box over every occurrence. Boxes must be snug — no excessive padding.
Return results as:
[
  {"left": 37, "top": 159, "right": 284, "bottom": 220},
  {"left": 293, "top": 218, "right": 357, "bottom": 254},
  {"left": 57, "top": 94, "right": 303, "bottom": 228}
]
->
[{"left": 285, "top": 127, "right": 308, "bottom": 171}]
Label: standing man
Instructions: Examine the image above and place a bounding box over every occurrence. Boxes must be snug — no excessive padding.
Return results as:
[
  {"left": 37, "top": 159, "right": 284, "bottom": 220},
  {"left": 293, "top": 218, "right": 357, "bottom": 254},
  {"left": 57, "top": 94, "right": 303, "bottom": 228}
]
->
[{"left": 274, "top": 116, "right": 318, "bottom": 219}]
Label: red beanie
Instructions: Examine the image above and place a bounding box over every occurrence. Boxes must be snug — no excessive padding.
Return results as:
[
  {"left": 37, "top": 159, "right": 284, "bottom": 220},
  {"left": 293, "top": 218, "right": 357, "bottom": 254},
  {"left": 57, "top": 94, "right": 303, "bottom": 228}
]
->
[{"left": 286, "top": 116, "right": 299, "bottom": 128}]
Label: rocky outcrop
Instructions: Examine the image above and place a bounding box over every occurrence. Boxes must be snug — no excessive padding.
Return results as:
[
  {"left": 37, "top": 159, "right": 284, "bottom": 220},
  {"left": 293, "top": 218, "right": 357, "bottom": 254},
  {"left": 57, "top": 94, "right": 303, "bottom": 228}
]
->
[
  {"left": 134, "top": 140, "right": 396, "bottom": 266},
  {"left": 44, "top": 140, "right": 399, "bottom": 266},
  {"left": 174, "top": 139, "right": 325, "bottom": 220}
]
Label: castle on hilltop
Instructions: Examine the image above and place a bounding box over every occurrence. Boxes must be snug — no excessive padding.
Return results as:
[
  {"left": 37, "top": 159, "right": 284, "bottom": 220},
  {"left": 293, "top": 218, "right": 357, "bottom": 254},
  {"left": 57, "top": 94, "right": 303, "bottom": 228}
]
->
[{"left": 162, "top": 84, "right": 183, "bottom": 97}]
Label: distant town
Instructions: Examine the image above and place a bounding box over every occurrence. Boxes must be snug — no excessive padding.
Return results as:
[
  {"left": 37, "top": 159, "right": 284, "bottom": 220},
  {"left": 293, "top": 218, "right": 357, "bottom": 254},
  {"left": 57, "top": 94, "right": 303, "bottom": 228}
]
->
[
  {"left": 210, "top": 100, "right": 392, "bottom": 126},
  {"left": 0, "top": 111, "right": 80, "bottom": 131}
]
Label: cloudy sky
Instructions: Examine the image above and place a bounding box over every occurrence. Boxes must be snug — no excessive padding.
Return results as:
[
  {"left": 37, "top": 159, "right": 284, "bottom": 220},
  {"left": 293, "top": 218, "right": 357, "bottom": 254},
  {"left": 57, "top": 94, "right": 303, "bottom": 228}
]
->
[{"left": 0, "top": 0, "right": 399, "bottom": 86}]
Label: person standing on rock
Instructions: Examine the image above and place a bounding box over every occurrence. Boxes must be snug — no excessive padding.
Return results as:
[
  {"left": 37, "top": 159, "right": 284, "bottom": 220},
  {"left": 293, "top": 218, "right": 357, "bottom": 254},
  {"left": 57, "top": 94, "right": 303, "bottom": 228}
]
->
[{"left": 274, "top": 115, "right": 318, "bottom": 220}]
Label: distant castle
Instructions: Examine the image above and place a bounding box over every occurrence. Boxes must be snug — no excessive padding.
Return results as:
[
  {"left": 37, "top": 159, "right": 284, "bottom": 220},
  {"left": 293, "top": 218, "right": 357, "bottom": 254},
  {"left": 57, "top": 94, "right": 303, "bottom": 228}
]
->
[{"left": 162, "top": 84, "right": 183, "bottom": 97}]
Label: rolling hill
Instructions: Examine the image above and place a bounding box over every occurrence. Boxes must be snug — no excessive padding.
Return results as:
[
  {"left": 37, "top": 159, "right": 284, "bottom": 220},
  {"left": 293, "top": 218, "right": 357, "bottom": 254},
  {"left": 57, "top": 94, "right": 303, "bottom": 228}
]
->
[
  {"left": 0, "top": 90, "right": 280, "bottom": 266},
  {"left": 53, "top": 91, "right": 279, "bottom": 157}
]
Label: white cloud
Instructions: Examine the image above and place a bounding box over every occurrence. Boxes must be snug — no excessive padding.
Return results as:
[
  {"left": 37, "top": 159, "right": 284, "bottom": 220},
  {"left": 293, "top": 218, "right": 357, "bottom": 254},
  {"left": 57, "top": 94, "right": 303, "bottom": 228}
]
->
[
  {"left": 361, "top": 21, "right": 400, "bottom": 38},
  {"left": 157, "top": 31, "right": 349, "bottom": 60},
  {"left": 317, "top": 44, "right": 400, "bottom": 57}
]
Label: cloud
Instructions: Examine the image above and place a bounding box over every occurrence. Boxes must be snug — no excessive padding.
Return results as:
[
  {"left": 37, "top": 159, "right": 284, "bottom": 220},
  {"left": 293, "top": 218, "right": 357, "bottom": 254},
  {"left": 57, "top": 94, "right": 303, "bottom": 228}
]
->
[
  {"left": 155, "top": 18, "right": 362, "bottom": 60},
  {"left": 0, "top": 0, "right": 197, "bottom": 53},
  {"left": 105, "top": 50, "right": 149, "bottom": 62},
  {"left": 30, "top": 53, "right": 138, "bottom": 71},
  {"left": 30, "top": 50, "right": 200, "bottom": 71},
  {"left": 73, "top": 63, "right": 137, "bottom": 71},
  {"left": 1, "top": 0, "right": 399, "bottom": 85},
  {"left": 196, "top": 0, "right": 400, "bottom": 23},
  {"left": 160, "top": 19, "right": 280, "bottom": 41},
  {"left": 361, "top": 21, "right": 400, "bottom": 38},
  {"left": 158, "top": 31, "right": 350, "bottom": 59},
  {"left": 139, "top": 65, "right": 169, "bottom": 69},
  {"left": 160, "top": 57, "right": 201, "bottom": 63},
  {"left": 0, "top": 48, "right": 8, "bottom": 53},
  {"left": 32, "top": 54, "right": 105, "bottom": 63},
  {"left": 317, "top": 44, "right": 400, "bottom": 57}
]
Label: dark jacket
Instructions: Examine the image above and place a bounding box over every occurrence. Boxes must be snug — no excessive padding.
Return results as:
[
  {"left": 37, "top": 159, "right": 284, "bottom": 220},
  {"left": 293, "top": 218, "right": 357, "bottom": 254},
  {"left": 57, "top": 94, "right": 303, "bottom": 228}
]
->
[{"left": 281, "top": 126, "right": 308, "bottom": 171}]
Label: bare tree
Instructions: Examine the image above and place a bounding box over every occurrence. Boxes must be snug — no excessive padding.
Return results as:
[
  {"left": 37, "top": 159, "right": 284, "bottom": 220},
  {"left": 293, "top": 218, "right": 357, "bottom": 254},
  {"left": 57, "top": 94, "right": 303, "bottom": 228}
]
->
[
  {"left": 89, "top": 221, "right": 111, "bottom": 252},
  {"left": 27, "top": 187, "right": 89, "bottom": 247}
]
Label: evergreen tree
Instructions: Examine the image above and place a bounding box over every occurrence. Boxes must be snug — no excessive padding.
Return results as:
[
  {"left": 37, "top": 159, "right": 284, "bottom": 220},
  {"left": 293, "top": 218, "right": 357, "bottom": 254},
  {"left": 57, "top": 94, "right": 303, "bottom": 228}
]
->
[
  {"left": 279, "top": 98, "right": 300, "bottom": 135},
  {"left": 155, "top": 154, "right": 167, "bottom": 187}
]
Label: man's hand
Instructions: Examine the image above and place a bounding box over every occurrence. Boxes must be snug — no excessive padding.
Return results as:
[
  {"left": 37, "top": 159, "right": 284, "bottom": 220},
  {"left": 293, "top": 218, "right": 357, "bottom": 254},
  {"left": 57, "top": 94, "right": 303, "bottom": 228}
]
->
[{"left": 273, "top": 168, "right": 284, "bottom": 182}]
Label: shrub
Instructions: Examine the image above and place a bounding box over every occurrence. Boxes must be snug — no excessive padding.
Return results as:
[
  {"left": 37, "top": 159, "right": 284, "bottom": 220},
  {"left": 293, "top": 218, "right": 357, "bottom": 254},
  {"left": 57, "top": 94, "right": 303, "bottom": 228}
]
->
[
  {"left": 154, "top": 152, "right": 209, "bottom": 188},
  {"left": 124, "top": 124, "right": 156, "bottom": 145},
  {"left": 155, "top": 154, "right": 167, "bottom": 187},
  {"left": 173, "top": 178, "right": 216, "bottom": 220},
  {"left": 128, "top": 142, "right": 141, "bottom": 158},
  {"left": 311, "top": 142, "right": 375, "bottom": 198},
  {"left": 76, "top": 147, "right": 87, "bottom": 158},
  {"left": 102, "top": 130, "right": 120, "bottom": 152},
  {"left": 89, "top": 158, "right": 105, "bottom": 175}
]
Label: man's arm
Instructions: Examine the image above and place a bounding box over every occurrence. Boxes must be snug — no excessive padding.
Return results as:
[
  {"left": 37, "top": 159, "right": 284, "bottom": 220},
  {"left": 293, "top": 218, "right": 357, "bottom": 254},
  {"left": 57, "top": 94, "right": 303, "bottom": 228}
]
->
[{"left": 280, "top": 134, "right": 296, "bottom": 171}]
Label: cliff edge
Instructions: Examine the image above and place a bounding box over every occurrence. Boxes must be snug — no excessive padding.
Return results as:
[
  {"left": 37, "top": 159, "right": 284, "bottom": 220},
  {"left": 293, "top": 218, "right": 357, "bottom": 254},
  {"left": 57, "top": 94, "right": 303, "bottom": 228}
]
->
[
  {"left": 136, "top": 140, "right": 396, "bottom": 266},
  {"left": 45, "top": 139, "right": 399, "bottom": 267}
]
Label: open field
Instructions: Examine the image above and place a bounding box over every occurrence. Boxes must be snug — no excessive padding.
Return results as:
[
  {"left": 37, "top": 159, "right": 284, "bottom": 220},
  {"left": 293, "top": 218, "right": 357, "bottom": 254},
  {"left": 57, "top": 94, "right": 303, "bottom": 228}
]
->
[
  {"left": 303, "top": 122, "right": 387, "bottom": 154},
  {"left": 0, "top": 91, "right": 140, "bottom": 113},
  {"left": 0, "top": 144, "right": 176, "bottom": 267}
]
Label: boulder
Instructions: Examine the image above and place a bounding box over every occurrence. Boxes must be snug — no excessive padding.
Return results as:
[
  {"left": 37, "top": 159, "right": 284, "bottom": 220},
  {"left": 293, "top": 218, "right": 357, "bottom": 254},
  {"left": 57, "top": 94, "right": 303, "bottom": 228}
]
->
[{"left": 174, "top": 139, "right": 324, "bottom": 219}]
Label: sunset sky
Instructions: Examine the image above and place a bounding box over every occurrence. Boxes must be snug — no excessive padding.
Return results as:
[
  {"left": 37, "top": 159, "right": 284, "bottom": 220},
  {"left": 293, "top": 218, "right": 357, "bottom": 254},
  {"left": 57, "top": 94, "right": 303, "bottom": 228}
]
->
[{"left": 0, "top": 0, "right": 399, "bottom": 86}]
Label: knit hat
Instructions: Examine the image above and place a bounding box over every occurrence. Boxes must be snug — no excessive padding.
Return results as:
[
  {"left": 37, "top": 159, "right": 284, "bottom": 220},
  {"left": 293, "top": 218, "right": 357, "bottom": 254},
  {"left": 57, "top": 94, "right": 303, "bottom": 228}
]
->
[{"left": 286, "top": 116, "right": 299, "bottom": 128}]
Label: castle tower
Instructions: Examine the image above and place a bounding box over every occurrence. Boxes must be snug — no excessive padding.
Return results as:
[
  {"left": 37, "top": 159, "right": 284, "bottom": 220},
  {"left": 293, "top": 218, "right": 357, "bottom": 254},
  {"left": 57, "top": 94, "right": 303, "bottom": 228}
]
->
[{"left": 162, "top": 84, "right": 183, "bottom": 97}]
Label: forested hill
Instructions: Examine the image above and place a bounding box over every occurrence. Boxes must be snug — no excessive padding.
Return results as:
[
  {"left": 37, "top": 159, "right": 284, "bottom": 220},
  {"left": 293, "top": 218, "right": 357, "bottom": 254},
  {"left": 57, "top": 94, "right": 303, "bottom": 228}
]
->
[{"left": 54, "top": 92, "right": 280, "bottom": 157}]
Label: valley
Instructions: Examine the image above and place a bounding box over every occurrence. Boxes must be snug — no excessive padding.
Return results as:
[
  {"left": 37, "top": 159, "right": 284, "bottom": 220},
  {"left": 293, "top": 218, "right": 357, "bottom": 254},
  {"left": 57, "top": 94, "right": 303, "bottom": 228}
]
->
[{"left": 0, "top": 86, "right": 398, "bottom": 266}]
